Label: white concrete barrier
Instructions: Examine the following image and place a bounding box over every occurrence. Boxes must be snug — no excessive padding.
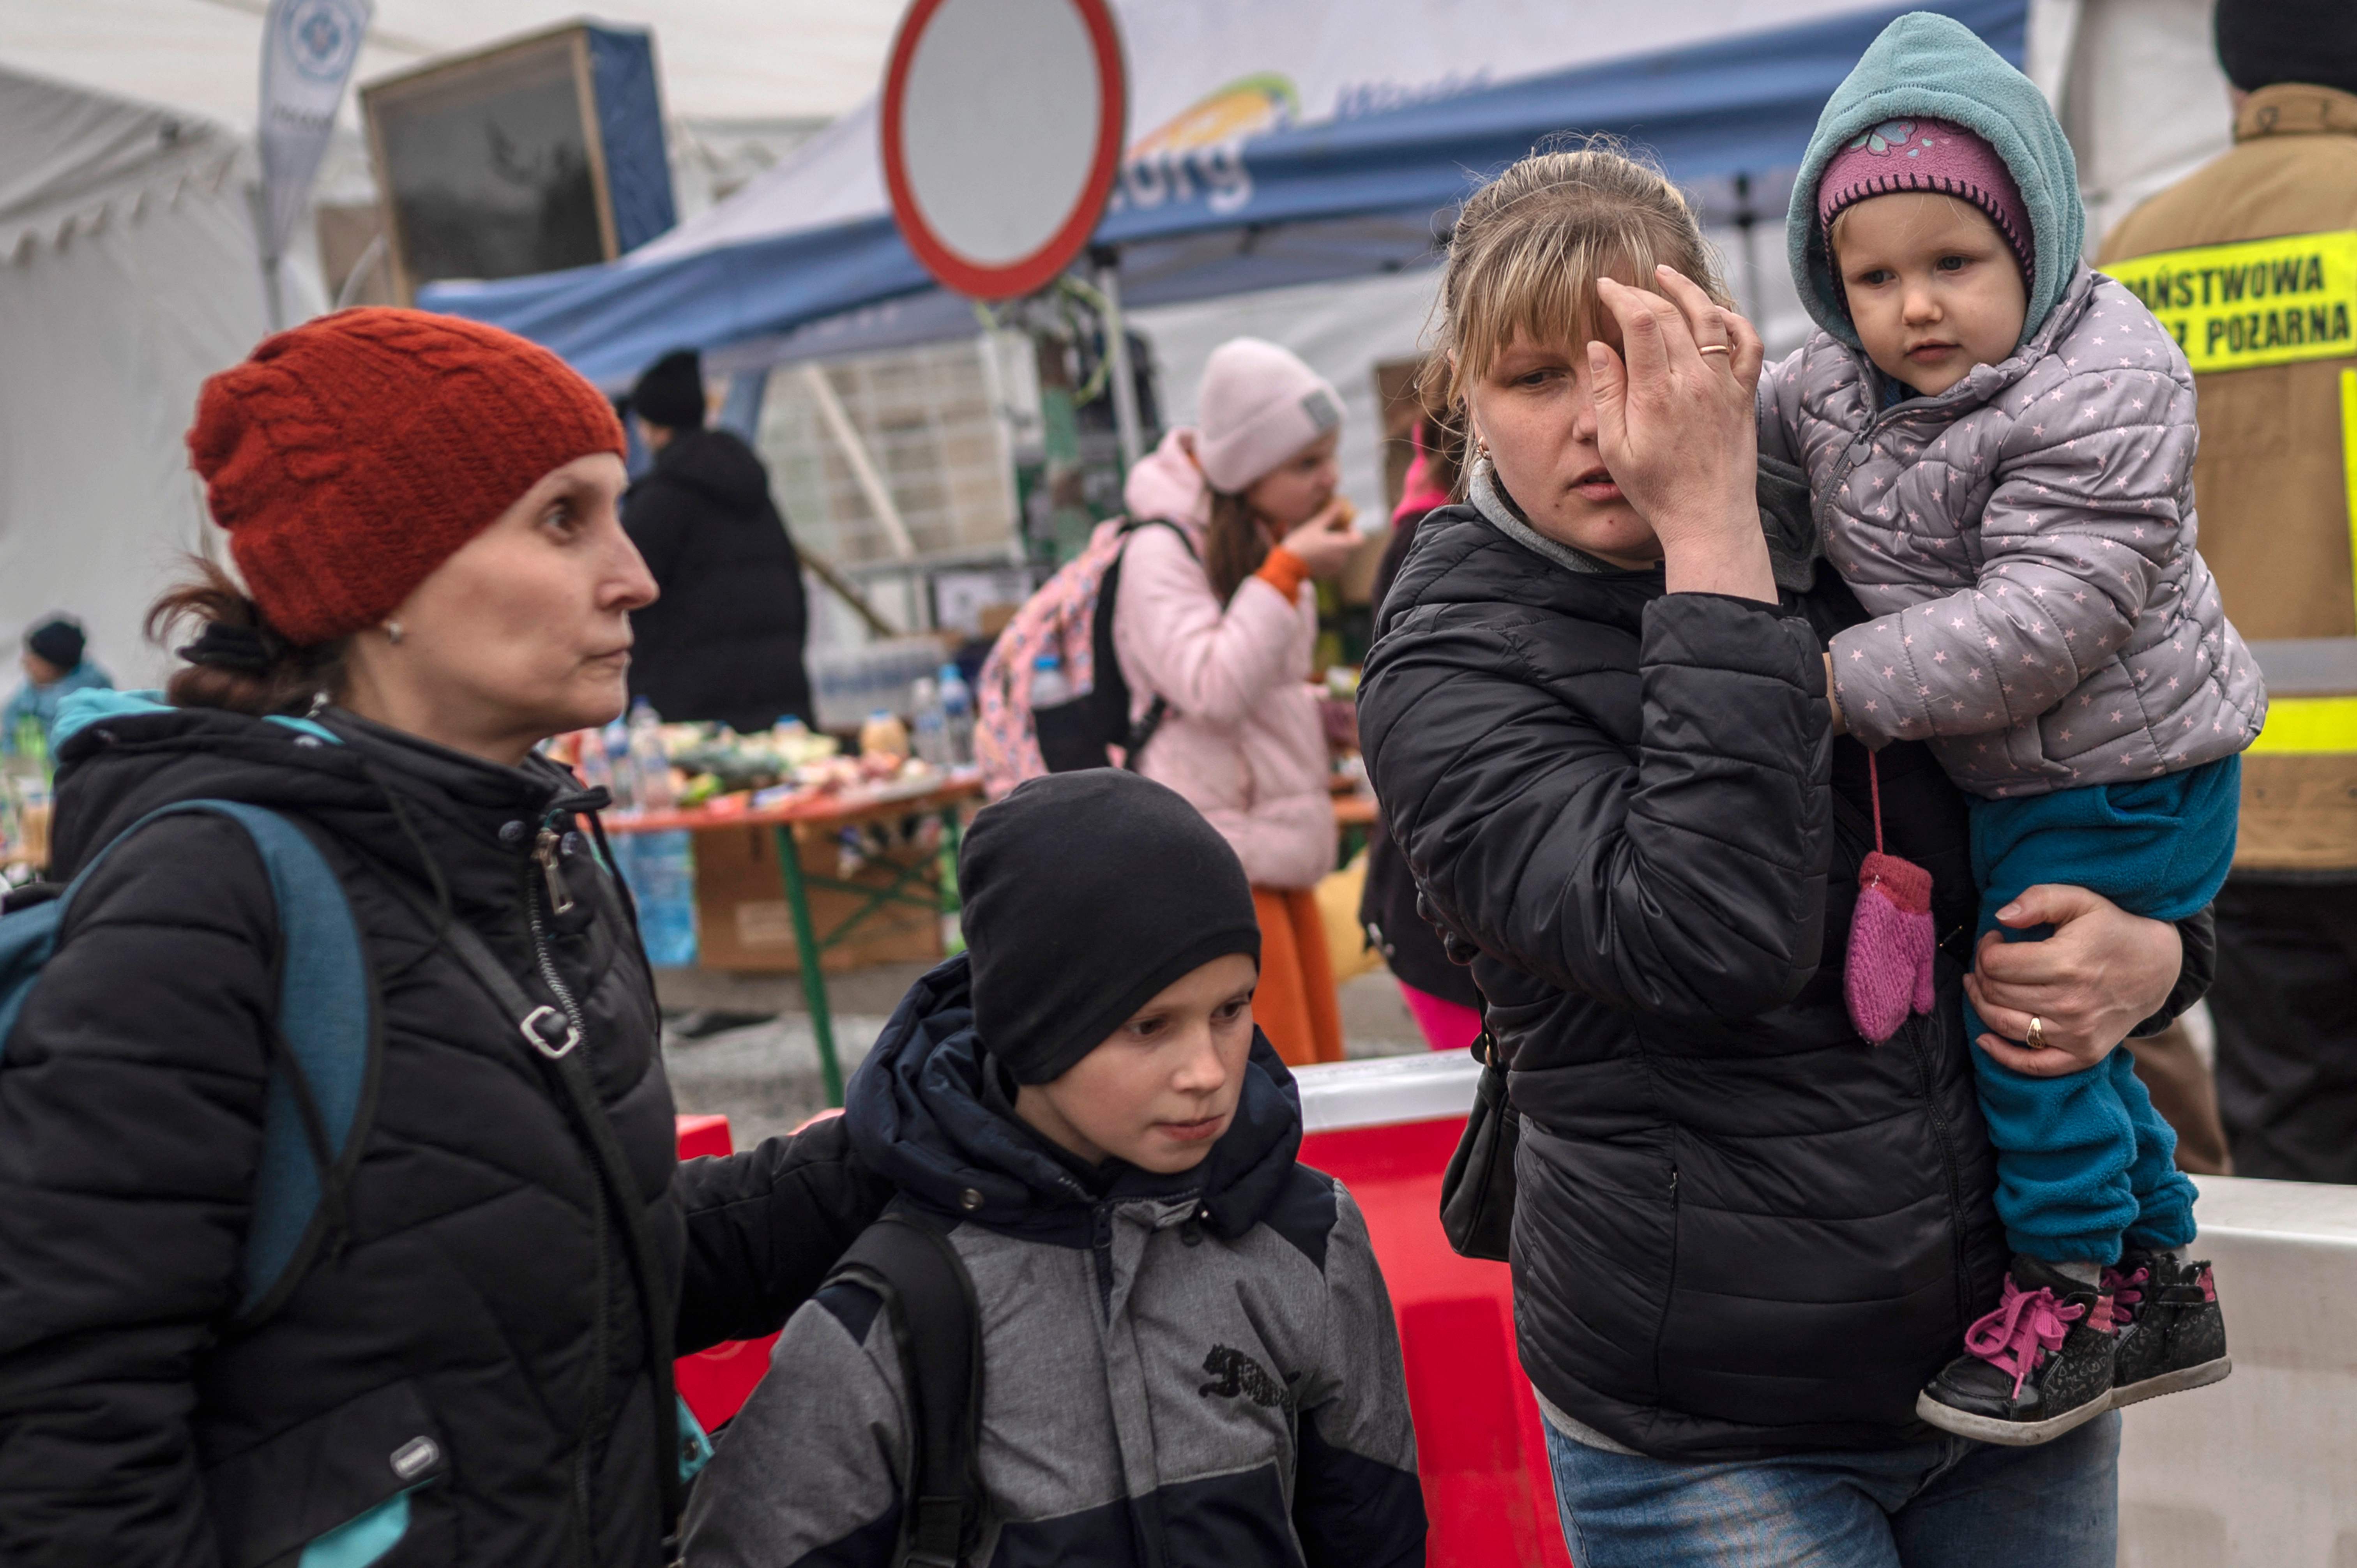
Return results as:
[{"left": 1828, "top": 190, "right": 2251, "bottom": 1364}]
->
[
  {"left": 1292, "top": 1061, "right": 2357, "bottom": 1563},
  {"left": 2119, "top": 1175, "right": 2357, "bottom": 1567}
]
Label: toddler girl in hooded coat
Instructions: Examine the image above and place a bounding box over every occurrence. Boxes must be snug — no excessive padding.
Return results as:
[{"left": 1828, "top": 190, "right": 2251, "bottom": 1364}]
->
[{"left": 1761, "top": 12, "right": 2264, "bottom": 1444}]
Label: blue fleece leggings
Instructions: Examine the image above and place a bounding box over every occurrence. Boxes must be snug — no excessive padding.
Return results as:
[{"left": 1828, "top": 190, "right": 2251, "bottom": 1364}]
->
[{"left": 1960, "top": 756, "right": 2240, "bottom": 1264}]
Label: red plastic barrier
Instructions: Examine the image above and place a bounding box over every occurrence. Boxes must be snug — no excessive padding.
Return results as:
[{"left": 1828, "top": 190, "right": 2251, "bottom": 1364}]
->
[
  {"left": 673, "top": 1115, "right": 781, "bottom": 1426},
  {"left": 671, "top": 1111, "right": 1569, "bottom": 1567},
  {"left": 675, "top": 1114, "right": 734, "bottom": 1161},
  {"left": 1301, "top": 1118, "right": 1571, "bottom": 1568}
]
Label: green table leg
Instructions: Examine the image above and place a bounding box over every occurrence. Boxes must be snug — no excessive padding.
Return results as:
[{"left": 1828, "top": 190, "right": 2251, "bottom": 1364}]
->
[
  {"left": 937, "top": 805, "right": 966, "bottom": 955},
  {"left": 773, "top": 825, "right": 844, "bottom": 1107}
]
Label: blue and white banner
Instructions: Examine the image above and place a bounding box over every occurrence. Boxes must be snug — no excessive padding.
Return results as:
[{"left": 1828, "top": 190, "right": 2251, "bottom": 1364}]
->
[{"left": 257, "top": 0, "right": 371, "bottom": 263}]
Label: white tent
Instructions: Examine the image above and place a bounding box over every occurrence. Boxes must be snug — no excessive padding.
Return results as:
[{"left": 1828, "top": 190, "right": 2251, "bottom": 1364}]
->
[
  {"left": 0, "top": 1, "right": 909, "bottom": 684},
  {"left": 0, "top": 66, "right": 289, "bottom": 685},
  {"left": 0, "top": 0, "right": 2244, "bottom": 680}
]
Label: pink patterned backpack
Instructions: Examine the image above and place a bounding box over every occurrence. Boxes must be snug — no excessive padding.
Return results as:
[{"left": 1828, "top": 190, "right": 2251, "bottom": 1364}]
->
[{"left": 975, "top": 517, "right": 1195, "bottom": 798}]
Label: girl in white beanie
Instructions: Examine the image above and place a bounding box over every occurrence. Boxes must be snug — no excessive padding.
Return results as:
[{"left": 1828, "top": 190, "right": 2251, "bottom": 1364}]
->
[{"left": 1113, "top": 337, "right": 1363, "bottom": 1066}]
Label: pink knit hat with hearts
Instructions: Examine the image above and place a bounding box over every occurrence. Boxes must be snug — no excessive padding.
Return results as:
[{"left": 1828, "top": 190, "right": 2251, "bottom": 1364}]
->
[{"left": 1817, "top": 118, "right": 2033, "bottom": 287}]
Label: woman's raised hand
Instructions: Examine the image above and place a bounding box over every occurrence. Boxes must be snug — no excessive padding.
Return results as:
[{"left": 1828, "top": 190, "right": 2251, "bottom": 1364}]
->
[
  {"left": 1963, "top": 884, "right": 2185, "bottom": 1076},
  {"left": 1277, "top": 496, "right": 1361, "bottom": 580},
  {"left": 1589, "top": 267, "right": 1773, "bottom": 601}
]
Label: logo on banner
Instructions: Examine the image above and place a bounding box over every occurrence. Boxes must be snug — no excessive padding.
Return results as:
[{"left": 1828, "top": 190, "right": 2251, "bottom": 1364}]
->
[
  {"left": 2110, "top": 231, "right": 2357, "bottom": 374},
  {"left": 279, "top": 0, "right": 365, "bottom": 85},
  {"left": 257, "top": 0, "right": 372, "bottom": 263},
  {"left": 1112, "top": 73, "right": 1296, "bottom": 218}
]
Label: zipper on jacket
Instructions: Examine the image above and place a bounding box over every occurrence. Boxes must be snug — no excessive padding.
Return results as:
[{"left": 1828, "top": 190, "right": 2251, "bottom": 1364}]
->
[
  {"left": 527, "top": 833, "right": 588, "bottom": 1042},
  {"left": 1089, "top": 1204, "right": 1117, "bottom": 1321},
  {"left": 525, "top": 839, "right": 603, "bottom": 1564},
  {"left": 1903, "top": 1019, "right": 1977, "bottom": 1338},
  {"left": 1649, "top": 1165, "right": 1682, "bottom": 1398},
  {"left": 537, "top": 826, "right": 578, "bottom": 916}
]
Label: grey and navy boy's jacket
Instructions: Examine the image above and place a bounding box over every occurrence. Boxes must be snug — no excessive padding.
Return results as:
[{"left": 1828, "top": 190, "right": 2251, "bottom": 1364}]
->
[{"left": 682, "top": 956, "right": 1426, "bottom": 1568}]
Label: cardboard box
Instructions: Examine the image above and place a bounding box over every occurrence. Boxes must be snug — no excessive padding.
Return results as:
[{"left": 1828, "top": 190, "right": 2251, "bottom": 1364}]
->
[{"left": 689, "top": 822, "right": 945, "bottom": 974}]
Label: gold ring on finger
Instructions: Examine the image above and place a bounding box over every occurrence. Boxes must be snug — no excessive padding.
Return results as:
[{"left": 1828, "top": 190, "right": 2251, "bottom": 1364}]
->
[
  {"left": 2027, "top": 1015, "right": 2045, "bottom": 1048},
  {"left": 1698, "top": 344, "right": 1733, "bottom": 357}
]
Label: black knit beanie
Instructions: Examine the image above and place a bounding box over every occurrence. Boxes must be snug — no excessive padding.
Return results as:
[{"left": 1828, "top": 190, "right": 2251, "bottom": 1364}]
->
[
  {"left": 961, "top": 771, "right": 1262, "bottom": 1084},
  {"left": 628, "top": 348, "right": 707, "bottom": 430},
  {"left": 25, "top": 616, "right": 84, "bottom": 672},
  {"left": 2216, "top": 0, "right": 2357, "bottom": 96}
]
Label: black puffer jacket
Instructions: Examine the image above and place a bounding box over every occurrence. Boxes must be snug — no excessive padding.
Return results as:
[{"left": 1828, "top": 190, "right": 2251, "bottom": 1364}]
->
[
  {"left": 1359, "top": 483, "right": 2208, "bottom": 1459},
  {"left": 624, "top": 427, "right": 813, "bottom": 732},
  {"left": 1357, "top": 507, "right": 1480, "bottom": 1012},
  {"left": 0, "top": 699, "right": 886, "bottom": 1567}
]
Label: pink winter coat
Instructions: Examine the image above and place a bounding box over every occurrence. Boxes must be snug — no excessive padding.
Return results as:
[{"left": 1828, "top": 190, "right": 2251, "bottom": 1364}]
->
[{"left": 1113, "top": 430, "right": 1337, "bottom": 889}]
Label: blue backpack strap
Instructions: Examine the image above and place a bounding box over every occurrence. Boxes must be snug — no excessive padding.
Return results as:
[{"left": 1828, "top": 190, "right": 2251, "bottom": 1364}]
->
[{"left": 25, "top": 799, "right": 377, "bottom": 1324}]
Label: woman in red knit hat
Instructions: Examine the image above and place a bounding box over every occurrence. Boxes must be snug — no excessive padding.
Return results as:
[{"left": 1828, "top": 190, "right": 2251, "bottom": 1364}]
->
[{"left": 0, "top": 309, "right": 888, "bottom": 1567}]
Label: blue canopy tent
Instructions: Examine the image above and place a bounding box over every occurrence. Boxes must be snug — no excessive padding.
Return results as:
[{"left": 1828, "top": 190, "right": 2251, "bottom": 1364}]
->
[{"left": 422, "top": 0, "right": 2024, "bottom": 386}]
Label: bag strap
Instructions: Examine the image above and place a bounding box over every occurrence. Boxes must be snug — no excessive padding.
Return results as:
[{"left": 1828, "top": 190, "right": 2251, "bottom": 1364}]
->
[
  {"left": 433, "top": 916, "right": 687, "bottom": 1531},
  {"left": 832, "top": 1210, "right": 985, "bottom": 1568},
  {"left": 1101, "top": 518, "right": 1198, "bottom": 772},
  {"left": 47, "top": 799, "right": 379, "bottom": 1327}
]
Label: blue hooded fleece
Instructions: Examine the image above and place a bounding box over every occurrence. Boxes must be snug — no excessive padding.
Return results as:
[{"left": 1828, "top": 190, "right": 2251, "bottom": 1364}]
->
[{"left": 1788, "top": 11, "right": 2083, "bottom": 350}]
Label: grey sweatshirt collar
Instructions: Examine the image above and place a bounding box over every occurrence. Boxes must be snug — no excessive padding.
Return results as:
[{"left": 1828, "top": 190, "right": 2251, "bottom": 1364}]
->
[{"left": 1468, "top": 460, "right": 1611, "bottom": 575}]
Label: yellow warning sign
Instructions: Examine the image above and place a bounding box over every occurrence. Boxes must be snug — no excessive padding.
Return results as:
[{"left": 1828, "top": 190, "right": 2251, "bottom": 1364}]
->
[{"left": 2108, "top": 230, "right": 2357, "bottom": 374}]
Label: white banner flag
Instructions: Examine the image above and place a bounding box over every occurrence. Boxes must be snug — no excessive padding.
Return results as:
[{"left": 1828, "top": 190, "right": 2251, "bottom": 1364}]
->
[{"left": 257, "top": 0, "right": 373, "bottom": 264}]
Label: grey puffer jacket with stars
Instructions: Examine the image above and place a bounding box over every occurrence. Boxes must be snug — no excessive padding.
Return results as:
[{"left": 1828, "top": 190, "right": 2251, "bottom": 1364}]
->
[{"left": 1759, "top": 264, "right": 2265, "bottom": 796}]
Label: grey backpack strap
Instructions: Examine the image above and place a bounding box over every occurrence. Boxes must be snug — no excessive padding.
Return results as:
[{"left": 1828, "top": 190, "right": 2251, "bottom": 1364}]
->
[{"left": 831, "top": 1210, "right": 985, "bottom": 1568}]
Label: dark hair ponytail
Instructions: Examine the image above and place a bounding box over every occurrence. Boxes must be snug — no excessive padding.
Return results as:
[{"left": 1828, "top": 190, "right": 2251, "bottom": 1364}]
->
[
  {"left": 144, "top": 559, "right": 349, "bottom": 717},
  {"left": 1203, "top": 489, "right": 1272, "bottom": 605}
]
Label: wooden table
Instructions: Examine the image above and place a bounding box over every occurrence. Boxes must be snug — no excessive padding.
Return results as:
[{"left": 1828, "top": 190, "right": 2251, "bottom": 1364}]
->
[{"left": 607, "top": 772, "right": 984, "bottom": 1104}]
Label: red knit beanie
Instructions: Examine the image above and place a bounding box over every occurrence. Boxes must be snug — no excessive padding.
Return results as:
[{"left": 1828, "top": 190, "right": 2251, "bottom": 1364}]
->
[{"left": 187, "top": 308, "right": 625, "bottom": 645}]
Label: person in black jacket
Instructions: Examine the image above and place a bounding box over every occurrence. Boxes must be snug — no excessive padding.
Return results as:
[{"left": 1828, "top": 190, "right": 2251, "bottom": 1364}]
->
[
  {"left": 623, "top": 348, "right": 813, "bottom": 732},
  {"left": 1358, "top": 405, "right": 1482, "bottom": 1049},
  {"left": 1357, "top": 150, "right": 2205, "bottom": 1567},
  {"left": 0, "top": 310, "right": 886, "bottom": 1568}
]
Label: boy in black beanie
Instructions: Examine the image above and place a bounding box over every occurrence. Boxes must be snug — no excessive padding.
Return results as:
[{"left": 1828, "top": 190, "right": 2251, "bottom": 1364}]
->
[{"left": 685, "top": 771, "right": 1427, "bottom": 1568}]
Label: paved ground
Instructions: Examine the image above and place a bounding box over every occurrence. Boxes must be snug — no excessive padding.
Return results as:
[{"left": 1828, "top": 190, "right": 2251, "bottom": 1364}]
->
[{"left": 657, "top": 961, "right": 1429, "bottom": 1150}]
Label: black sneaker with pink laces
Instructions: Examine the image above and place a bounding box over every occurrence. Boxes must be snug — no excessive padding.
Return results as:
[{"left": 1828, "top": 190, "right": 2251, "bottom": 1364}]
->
[
  {"left": 1915, "top": 1255, "right": 2117, "bottom": 1445},
  {"left": 2107, "top": 1248, "right": 2232, "bottom": 1407}
]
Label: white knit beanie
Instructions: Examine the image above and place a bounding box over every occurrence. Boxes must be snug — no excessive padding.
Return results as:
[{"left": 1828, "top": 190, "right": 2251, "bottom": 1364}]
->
[{"left": 1193, "top": 338, "right": 1344, "bottom": 494}]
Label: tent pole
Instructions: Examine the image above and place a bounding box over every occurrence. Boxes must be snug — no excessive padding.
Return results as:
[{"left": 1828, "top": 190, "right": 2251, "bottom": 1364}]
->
[
  {"left": 1094, "top": 247, "right": 1144, "bottom": 472},
  {"left": 800, "top": 362, "right": 917, "bottom": 561},
  {"left": 1733, "top": 172, "right": 1764, "bottom": 328},
  {"left": 249, "top": 185, "right": 286, "bottom": 333}
]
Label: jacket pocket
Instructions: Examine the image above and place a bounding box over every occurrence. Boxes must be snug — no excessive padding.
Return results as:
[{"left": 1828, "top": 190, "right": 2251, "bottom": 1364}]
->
[
  {"left": 1512, "top": 1118, "right": 1679, "bottom": 1408},
  {"left": 204, "top": 1378, "right": 452, "bottom": 1568}
]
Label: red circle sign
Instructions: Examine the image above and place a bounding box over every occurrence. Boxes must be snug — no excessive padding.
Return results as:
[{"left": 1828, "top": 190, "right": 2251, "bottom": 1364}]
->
[{"left": 880, "top": 0, "right": 1127, "bottom": 301}]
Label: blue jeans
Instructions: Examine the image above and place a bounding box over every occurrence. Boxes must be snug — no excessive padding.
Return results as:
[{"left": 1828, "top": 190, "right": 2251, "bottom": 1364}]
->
[{"left": 1544, "top": 1412, "right": 2119, "bottom": 1567}]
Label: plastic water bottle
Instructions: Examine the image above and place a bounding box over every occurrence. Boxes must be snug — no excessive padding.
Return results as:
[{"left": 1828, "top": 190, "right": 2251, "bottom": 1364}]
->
[
  {"left": 572, "top": 728, "right": 617, "bottom": 800},
  {"left": 1031, "top": 653, "right": 1072, "bottom": 708},
  {"left": 909, "top": 676, "right": 952, "bottom": 768},
  {"left": 937, "top": 662, "right": 975, "bottom": 766},
  {"left": 601, "top": 720, "right": 636, "bottom": 812},
  {"left": 626, "top": 698, "right": 675, "bottom": 811},
  {"left": 623, "top": 829, "right": 698, "bottom": 968}
]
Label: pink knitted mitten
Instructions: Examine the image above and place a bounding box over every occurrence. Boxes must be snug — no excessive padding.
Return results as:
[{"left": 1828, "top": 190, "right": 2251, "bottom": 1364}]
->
[{"left": 1845, "top": 850, "right": 1936, "bottom": 1043}]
